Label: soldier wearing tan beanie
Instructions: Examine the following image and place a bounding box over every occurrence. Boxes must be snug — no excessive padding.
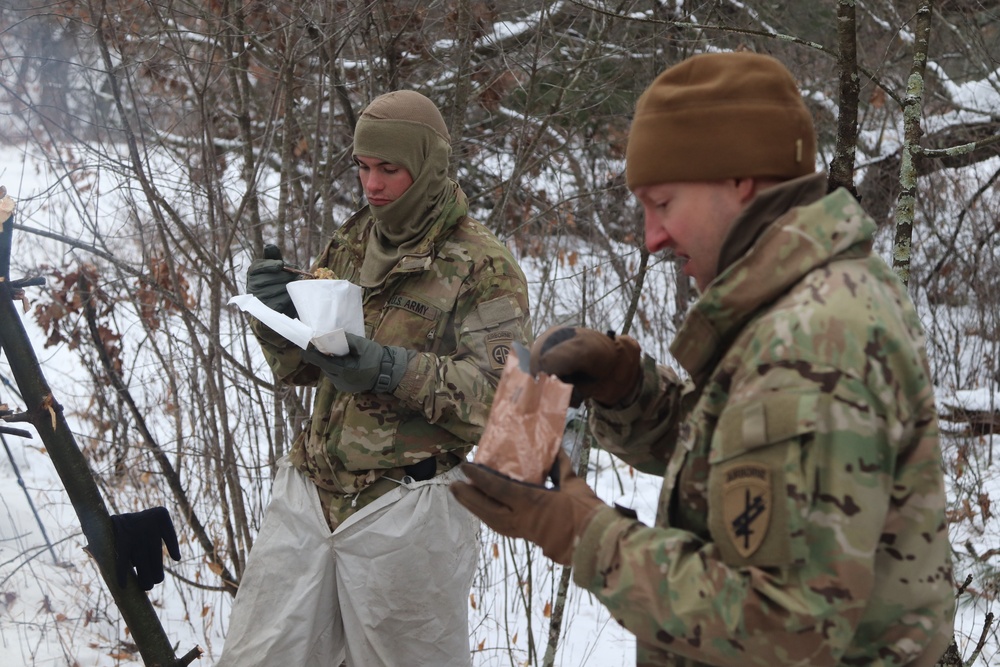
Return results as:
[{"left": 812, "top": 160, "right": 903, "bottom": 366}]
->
[
  {"left": 454, "top": 51, "right": 955, "bottom": 667},
  {"left": 623, "top": 51, "right": 823, "bottom": 292}
]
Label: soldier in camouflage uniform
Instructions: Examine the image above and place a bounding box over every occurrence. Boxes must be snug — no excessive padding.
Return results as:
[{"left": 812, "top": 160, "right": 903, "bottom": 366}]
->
[
  {"left": 452, "top": 52, "right": 955, "bottom": 667},
  {"left": 219, "top": 91, "right": 531, "bottom": 667}
]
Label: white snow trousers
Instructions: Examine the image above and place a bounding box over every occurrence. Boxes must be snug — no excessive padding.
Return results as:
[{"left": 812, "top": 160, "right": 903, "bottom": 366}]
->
[{"left": 216, "top": 457, "right": 479, "bottom": 667}]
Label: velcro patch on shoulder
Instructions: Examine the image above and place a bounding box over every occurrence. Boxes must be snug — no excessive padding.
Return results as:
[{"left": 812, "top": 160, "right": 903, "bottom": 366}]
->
[
  {"left": 485, "top": 330, "right": 514, "bottom": 370},
  {"left": 477, "top": 295, "right": 518, "bottom": 327},
  {"left": 721, "top": 462, "right": 772, "bottom": 559},
  {"left": 387, "top": 294, "right": 440, "bottom": 321}
]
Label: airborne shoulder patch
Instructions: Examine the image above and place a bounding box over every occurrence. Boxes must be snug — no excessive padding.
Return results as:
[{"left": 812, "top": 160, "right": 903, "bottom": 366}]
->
[
  {"left": 485, "top": 330, "right": 514, "bottom": 370},
  {"left": 721, "top": 462, "right": 772, "bottom": 559}
]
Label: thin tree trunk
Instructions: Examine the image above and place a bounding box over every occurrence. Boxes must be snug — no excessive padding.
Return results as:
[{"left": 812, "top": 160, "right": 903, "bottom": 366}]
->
[
  {"left": 829, "top": 0, "right": 861, "bottom": 197},
  {"left": 892, "top": 1, "right": 934, "bottom": 287},
  {"left": 445, "top": 0, "right": 477, "bottom": 180}
]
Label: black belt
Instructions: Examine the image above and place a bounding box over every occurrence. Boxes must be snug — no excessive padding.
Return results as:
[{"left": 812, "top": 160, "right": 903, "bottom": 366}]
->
[{"left": 402, "top": 457, "right": 437, "bottom": 481}]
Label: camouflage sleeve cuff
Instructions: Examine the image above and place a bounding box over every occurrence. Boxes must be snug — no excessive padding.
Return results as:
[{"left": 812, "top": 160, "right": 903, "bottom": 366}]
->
[
  {"left": 393, "top": 351, "right": 434, "bottom": 406},
  {"left": 588, "top": 353, "right": 658, "bottom": 425},
  {"left": 572, "top": 504, "right": 637, "bottom": 589},
  {"left": 249, "top": 316, "right": 294, "bottom": 349}
]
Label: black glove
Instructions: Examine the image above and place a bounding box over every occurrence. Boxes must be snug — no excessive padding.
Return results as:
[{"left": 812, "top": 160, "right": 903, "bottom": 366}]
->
[
  {"left": 246, "top": 244, "right": 299, "bottom": 317},
  {"left": 110, "top": 506, "right": 182, "bottom": 591},
  {"left": 301, "top": 333, "right": 410, "bottom": 394},
  {"left": 530, "top": 326, "right": 642, "bottom": 407}
]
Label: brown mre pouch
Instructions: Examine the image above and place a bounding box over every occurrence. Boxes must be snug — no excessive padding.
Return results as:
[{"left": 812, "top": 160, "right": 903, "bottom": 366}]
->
[{"left": 474, "top": 345, "right": 573, "bottom": 485}]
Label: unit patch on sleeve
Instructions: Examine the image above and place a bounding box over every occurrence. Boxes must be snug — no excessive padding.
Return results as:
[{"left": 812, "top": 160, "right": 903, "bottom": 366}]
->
[
  {"left": 485, "top": 330, "right": 514, "bottom": 370},
  {"left": 721, "top": 462, "right": 772, "bottom": 558}
]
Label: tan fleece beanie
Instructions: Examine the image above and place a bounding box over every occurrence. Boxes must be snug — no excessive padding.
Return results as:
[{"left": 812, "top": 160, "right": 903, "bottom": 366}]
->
[{"left": 625, "top": 52, "right": 816, "bottom": 190}]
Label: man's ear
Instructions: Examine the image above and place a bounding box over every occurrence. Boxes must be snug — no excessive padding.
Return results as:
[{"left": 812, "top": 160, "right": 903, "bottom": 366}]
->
[
  {"left": 741, "top": 177, "right": 783, "bottom": 202},
  {"left": 735, "top": 177, "right": 760, "bottom": 203}
]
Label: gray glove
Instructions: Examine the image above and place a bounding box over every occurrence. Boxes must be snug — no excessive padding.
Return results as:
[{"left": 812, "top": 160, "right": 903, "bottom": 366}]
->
[
  {"left": 301, "top": 333, "right": 410, "bottom": 394},
  {"left": 246, "top": 244, "right": 299, "bottom": 317}
]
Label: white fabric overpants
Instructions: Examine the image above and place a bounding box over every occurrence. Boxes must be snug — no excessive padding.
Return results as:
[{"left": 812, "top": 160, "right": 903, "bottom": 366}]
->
[{"left": 216, "top": 457, "right": 479, "bottom": 667}]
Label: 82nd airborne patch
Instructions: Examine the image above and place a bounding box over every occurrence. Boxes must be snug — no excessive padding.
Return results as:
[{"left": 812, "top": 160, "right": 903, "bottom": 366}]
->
[
  {"left": 721, "top": 462, "right": 772, "bottom": 559},
  {"left": 485, "top": 330, "right": 514, "bottom": 370}
]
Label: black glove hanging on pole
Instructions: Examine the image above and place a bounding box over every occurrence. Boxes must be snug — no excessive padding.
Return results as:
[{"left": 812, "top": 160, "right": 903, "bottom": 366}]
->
[{"left": 110, "top": 506, "right": 182, "bottom": 591}]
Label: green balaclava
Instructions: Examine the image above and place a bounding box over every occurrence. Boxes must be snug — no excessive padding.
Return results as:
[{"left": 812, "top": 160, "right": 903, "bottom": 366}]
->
[{"left": 352, "top": 90, "right": 457, "bottom": 286}]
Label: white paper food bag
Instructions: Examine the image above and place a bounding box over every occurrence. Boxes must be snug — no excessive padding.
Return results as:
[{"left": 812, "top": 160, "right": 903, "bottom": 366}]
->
[
  {"left": 287, "top": 279, "right": 365, "bottom": 354},
  {"left": 229, "top": 279, "right": 364, "bottom": 356}
]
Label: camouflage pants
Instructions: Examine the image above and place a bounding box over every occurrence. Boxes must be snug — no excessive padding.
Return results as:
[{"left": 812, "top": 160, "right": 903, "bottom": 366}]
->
[{"left": 216, "top": 458, "right": 479, "bottom": 667}]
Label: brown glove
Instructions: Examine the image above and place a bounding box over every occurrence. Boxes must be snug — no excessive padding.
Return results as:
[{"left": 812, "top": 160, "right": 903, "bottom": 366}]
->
[
  {"left": 530, "top": 326, "right": 642, "bottom": 406},
  {"left": 450, "top": 449, "right": 605, "bottom": 566}
]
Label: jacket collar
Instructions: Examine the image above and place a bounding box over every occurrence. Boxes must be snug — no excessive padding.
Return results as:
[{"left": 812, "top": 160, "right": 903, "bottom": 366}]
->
[
  {"left": 716, "top": 173, "right": 827, "bottom": 276},
  {"left": 670, "top": 173, "right": 876, "bottom": 380}
]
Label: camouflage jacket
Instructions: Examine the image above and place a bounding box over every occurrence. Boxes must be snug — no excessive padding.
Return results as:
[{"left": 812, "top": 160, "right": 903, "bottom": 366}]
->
[
  {"left": 575, "top": 174, "right": 955, "bottom": 667},
  {"left": 253, "top": 189, "right": 531, "bottom": 527}
]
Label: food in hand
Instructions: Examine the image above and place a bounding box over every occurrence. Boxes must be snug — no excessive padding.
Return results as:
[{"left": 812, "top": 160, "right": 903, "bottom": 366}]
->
[{"left": 280, "top": 265, "right": 338, "bottom": 279}]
